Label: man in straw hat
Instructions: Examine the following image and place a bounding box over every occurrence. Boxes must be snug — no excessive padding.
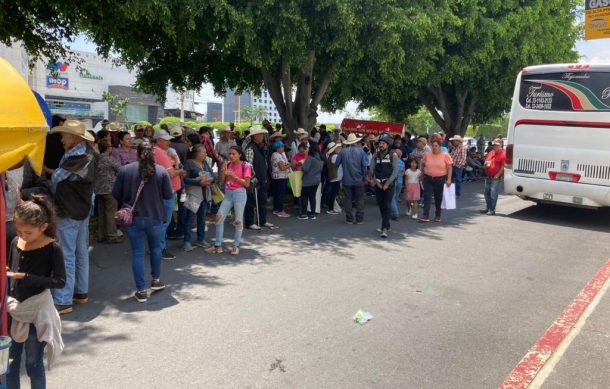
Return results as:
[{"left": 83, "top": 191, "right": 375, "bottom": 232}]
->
[
  {"left": 215, "top": 126, "right": 237, "bottom": 161},
  {"left": 335, "top": 133, "right": 368, "bottom": 224},
  {"left": 244, "top": 125, "right": 274, "bottom": 230},
  {"left": 449, "top": 135, "right": 467, "bottom": 197},
  {"left": 290, "top": 128, "right": 309, "bottom": 158},
  {"left": 49, "top": 119, "right": 97, "bottom": 314}
]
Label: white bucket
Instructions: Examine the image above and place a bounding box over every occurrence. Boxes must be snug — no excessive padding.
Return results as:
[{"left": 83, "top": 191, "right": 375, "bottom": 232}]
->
[{"left": 0, "top": 336, "right": 12, "bottom": 375}]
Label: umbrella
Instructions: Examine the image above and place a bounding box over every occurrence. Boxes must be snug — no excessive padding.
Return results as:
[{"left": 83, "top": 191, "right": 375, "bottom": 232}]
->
[
  {"left": 0, "top": 57, "right": 48, "bottom": 336},
  {"left": 33, "top": 90, "right": 53, "bottom": 128}
]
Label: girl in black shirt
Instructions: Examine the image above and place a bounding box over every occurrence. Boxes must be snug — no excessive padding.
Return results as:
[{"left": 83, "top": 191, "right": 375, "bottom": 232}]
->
[{"left": 7, "top": 195, "right": 66, "bottom": 389}]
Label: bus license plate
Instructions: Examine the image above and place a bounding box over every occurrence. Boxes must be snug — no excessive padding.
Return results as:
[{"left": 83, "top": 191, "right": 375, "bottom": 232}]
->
[{"left": 555, "top": 173, "right": 573, "bottom": 182}]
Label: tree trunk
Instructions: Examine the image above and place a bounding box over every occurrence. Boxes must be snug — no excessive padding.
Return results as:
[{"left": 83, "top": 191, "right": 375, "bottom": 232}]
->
[
  {"left": 418, "top": 85, "right": 478, "bottom": 137},
  {"left": 261, "top": 52, "right": 335, "bottom": 143}
]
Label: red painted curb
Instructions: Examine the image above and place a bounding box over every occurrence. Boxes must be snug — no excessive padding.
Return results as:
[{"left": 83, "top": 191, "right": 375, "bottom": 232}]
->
[{"left": 499, "top": 259, "right": 610, "bottom": 389}]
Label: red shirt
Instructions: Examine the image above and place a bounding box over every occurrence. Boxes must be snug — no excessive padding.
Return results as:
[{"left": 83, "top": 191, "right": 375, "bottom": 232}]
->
[
  {"left": 485, "top": 149, "right": 506, "bottom": 177},
  {"left": 154, "top": 146, "right": 181, "bottom": 192}
]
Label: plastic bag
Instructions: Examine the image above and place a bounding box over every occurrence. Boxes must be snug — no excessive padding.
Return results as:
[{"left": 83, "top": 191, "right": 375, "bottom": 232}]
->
[
  {"left": 441, "top": 184, "right": 456, "bottom": 210},
  {"left": 353, "top": 310, "right": 373, "bottom": 324}
]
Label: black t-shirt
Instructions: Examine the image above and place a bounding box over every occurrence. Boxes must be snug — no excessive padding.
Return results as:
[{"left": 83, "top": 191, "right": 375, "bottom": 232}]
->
[{"left": 9, "top": 238, "right": 67, "bottom": 302}]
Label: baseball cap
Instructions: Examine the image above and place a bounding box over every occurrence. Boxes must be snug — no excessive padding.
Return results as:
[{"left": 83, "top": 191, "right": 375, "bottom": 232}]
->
[{"left": 154, "top": 129, "right": 173, "bottom": 141}]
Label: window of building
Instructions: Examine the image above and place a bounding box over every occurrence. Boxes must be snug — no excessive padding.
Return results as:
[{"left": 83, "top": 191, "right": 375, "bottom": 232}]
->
[{"left": 126, "top": 104, "right": 149, "bottom": 122}]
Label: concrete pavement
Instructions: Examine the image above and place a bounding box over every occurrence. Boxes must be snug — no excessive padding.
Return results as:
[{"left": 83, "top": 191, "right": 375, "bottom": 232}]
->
[{"left": 18, "top": 180, "right": 610, "bottom": 388}]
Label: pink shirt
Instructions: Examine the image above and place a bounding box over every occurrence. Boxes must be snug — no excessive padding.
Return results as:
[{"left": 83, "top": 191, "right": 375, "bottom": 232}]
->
[
  {"left": 225, "top": 161, "right": 252, "bottom": 190},
  {"left": 154, "top": 146, "right": 181, "bottom": 192},
  {"left": 422, "top": 151, "right": 453, "bottom": 177},
  {"left": 292, "top": 153, "right": 308, "bottom": 171}
]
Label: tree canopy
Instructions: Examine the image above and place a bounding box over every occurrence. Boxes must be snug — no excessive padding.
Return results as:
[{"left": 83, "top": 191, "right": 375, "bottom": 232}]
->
[{"left": 368, "top": 0, "right": 580, "bottom": 136}]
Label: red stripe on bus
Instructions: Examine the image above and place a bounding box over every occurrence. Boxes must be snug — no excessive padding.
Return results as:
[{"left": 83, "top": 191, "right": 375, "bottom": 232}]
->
[{"left": 515, "top": 119, "right": 610, "bottom": 128}]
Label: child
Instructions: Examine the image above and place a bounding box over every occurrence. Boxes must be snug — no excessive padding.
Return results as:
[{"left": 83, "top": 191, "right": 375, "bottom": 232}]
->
[
  {"left": 7, "top": 195, "right": 66, "bottom": 388},
  {"left": 404, "top": 159, "right": 422, "bottom": 219},
  {"left": 391, "top": 148, "right": 405, "bottom": 219}
]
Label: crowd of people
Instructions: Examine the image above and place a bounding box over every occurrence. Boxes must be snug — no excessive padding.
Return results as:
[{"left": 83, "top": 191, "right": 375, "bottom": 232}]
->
[{"left": 2, "top": 115, "right": 506, "bottom": 387}]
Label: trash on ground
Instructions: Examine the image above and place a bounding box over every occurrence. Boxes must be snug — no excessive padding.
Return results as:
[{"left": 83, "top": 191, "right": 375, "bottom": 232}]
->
[{"left": 353, "top": 310, "right": 373, "bottom": 324}]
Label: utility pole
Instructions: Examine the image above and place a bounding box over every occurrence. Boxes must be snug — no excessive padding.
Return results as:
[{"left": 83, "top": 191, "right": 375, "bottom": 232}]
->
[{"left": 180, "top": 89, "right": 185, "bottom": 122}]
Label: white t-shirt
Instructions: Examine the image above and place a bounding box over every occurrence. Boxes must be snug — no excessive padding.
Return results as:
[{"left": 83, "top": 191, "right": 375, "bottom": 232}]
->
[{"left": 405, "top": 169, "right": 422, "bottom": 184}]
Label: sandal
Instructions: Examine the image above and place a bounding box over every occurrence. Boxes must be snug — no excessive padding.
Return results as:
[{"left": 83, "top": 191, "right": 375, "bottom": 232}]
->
[
  {"left": 205, "top": 246, "right": 223, "bottom": 254},
  {"left": 230, "top": 246, "right": 239, "bottom": 255}
]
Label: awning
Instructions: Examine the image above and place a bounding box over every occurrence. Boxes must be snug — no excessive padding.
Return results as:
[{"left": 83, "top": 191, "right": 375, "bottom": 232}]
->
[
  {"left": 0, "top": 57, "right": 48, "bottom": 174},
  {"left": 340, "top": 118, "right": 405, "bottom": 136}
]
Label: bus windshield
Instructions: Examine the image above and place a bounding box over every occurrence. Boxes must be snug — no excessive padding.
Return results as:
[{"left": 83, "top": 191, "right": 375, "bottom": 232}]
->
[{"left": 519, "top": 71, "right": 610, "bottom": 112}]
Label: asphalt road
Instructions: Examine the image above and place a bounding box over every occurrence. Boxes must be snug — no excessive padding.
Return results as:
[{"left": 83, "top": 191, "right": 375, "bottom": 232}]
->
[{"left": 31, "top": 181, "right": 610, "bottom": 389}]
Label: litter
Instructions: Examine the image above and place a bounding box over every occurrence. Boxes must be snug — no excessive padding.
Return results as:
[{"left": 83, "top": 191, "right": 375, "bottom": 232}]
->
[{"left": 353, "top": 310, "right": 373, "bottom": 324}]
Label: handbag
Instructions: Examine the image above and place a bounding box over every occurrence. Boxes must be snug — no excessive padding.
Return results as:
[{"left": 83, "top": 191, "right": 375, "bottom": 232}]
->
[
  {"left": 115, "top": 181, "right": 145, "bottom": 227},
  {"left": 212, "top": 183, "right": 225, "bottom": 204}
]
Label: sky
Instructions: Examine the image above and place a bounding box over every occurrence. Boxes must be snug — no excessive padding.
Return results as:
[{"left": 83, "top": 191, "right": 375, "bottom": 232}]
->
[{"left": 69, "top": 35, "right": 610, "bottom": 123}]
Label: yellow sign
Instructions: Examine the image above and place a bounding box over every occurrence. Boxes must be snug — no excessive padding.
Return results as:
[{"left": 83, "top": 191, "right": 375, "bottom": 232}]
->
[{"left": 585, "top": 1, "right": 610, "bottom": 40}]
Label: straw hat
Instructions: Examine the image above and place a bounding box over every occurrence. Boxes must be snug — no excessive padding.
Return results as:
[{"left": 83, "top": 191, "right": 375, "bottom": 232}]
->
[
  {"left": 294, "top": 127, "right": 308, "bottom": 136},
  {"left": 50, "top": 119, "right": 95, "bottom": 142},
  {"left": 106, "top": 121, "right": 121, "bottom": 132},
  {"left": 169, "top": 125, "right": 183, "bottom": 137},
  {"left": 449, "top": 135, "right": 464, "bottom": 142},
  {"left": 247, "top": 125, "right": 268, "bottom": 138},
  {"left": 219, "top": 126, "right": 232, "bottom": 133},
  {"left": 343, "top": 133, "right": 362, "bottom": 145},
  {"left": 326, "top": 142, "right": 342, "bottom": 155},
  {"left": 492, "top": 138, "right": 503, "bottom": 146},
  {"left": 270, "top": 130, "right": 285, "bottom": 140}
]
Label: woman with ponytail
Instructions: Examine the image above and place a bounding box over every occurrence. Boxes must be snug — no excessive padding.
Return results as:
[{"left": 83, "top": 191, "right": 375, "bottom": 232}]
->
[
  {"left": 7, "top": 195, "right": 66, "bottom": 388},
  {"left": 112, "top": 141, "right": 173, "bottom": 303}
]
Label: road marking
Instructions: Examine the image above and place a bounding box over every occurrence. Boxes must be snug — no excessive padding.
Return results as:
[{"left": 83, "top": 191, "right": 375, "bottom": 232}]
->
[{"left": 498, "top": 259, "right": 610, "bottom": 389}]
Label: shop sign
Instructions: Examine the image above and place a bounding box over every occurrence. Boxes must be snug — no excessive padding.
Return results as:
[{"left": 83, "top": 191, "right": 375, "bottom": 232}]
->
[
  {"left": 586, "top": 0, "right": 610, "bottom": 40},
  {"left": 46, "top": 76, "right": 69, "bottom": 90}
]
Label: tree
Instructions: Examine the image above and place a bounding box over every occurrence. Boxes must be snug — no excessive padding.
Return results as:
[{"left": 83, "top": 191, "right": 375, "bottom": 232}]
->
[
  {"left": 371, "top": 0, "right": 580, "bottom": 137},
  {"left": 79, "top": 0, "right": 432, "bottom": 139},
  {"left": 241, "top": 105, "right": 267, "bottom": 125},
  {"left": 102, "top": 91, "right": 129, "bottom": 122}
]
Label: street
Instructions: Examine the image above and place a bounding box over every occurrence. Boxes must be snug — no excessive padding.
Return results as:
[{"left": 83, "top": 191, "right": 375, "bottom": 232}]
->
[{"left": 43, "top": 182, "right": 610, "bottom": 388}]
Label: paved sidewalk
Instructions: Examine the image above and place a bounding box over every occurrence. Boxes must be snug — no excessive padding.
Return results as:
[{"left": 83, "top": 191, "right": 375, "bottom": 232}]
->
[{"left": 541, "top": 279, "right": 610, "bottom": 389}]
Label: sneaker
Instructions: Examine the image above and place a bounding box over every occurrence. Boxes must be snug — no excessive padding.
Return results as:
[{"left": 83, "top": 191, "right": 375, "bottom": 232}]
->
[
  {"left": 345, "top": 220, "right": 354, "bottom": 225},
  {"left": 391, "top": 215, "right": 398, "bottom": 221},
  {"left": 487, "top": 210, "right": 496, "bottom": 216},
  {"left": 151, "top": 279, "right": 166, "bottom": 292},
  {"left": 230, "top": 246, "right": 239, "bottom": 256},
  {"left": 166, "top": 234, "right": 184, "bottom": 241},
  {"left": 205, "top": 246, "right": 223, "bottom": 254},
  {"left": 479, "top": 209, "right": 489, "bottom": 214},
  {"left": 162, "top": 250, "right": 176, "bottom": 260},
  {"left": 405, "top": 209, "right": 412, "bottom": 216},
  {"left": 73, "top": 293, "right": 89, "bottom": 304},
  {"left": 298, "top": 215, "right": 309, "bottom": 220},
  {"left": 376, "top": 227, "right": 391, "bottom": 232},
  {"left": 308, "top": 215, "right": 317, "bottom": 220},
  {"left": 380, "top": 229, "right": 388, "bottom": 238},
  {"left": 435, "top": 216, "right": 441, "bottom": 222},
  {"left": 419, "top": 216, "right": 430, "bottom": 223},
  {"left": 411, "top": 213, "right": 418, "bottom": 220},
  {"left": 356, "top": 221, "right": 364, "bottom": 225},
  {"left": 55, "top": 304, "right": 73, "bottom": 315},
  {"left": 272, "top": 210, "right": 281, "bottom": 215},
  {"left": 248, "top": 224, "right": 261, "bottom": 230},
  {"left": 263, "top": 222, "right": 275, "bottom": 227},
  {"left": 134, "top": 290, "right": 148, "bottom": 303},
  {"left": 194, "top": 240, "right": 211, "bottom": 248},
  {"left": 277, "top": 211, "right": 290, "bottom": 218},
  {"left": 182, "top": 242, "right": 194, "bottom": 252},
  {"left": 326, "top": 210, "right": 339, "bottom": 215}
]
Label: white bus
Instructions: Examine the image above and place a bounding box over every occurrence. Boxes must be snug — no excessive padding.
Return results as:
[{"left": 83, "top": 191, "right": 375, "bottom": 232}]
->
[{"left": 504, "top": 63, "right": 610, "bottom": 208}]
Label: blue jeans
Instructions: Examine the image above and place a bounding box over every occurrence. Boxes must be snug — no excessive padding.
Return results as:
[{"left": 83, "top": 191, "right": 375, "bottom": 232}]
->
[
  {"left": 452, "top": 166, "right": 464, "bottom": 196},
  {"left": 484, "top": 177, "right": 501, "bottom": 212},
  {"left": 53, "top": 217, "right": 89, "bottom": 306},
  {"left": 391, "top": 183, "right": 402, "bottom": 216},
  {"left": 7, "top": 323, "right": 46, "bottom": 389},
  {"left": 160, "top": 193, "right": 176, "bottom": 251},
  {"left": 215, "top": 188, "right": 247, "bottom": 247},
  {"left": 183, "top": 201, "right": 209, "bottom": 244},
  {"left": 125, "top": 217, "right": 163, "bottom": 291}
]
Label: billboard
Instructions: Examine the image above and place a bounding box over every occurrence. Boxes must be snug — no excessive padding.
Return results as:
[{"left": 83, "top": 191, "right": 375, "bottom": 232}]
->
[
  {"left": 585, "top": 0, "right": 610, "bottom": 40},
  {"left": 340, "top": 118, "right": 405, "bottom": 136}
]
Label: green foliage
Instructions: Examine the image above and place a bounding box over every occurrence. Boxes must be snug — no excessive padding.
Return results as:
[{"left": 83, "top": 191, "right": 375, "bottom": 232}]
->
[
  {"left": 102, "top": 91, "right": 129, "bottom": 120},
  {"left": 369, "top": 0, "right": 580, "bottom": 136},
  {"left": 404, "top": 107, "right": 442, "bottom": 136}
]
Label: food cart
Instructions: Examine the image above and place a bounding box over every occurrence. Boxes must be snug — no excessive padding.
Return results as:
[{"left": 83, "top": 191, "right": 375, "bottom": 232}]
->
[{"left": 0, "top": 56, "right": 48, "bottom": 383}]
